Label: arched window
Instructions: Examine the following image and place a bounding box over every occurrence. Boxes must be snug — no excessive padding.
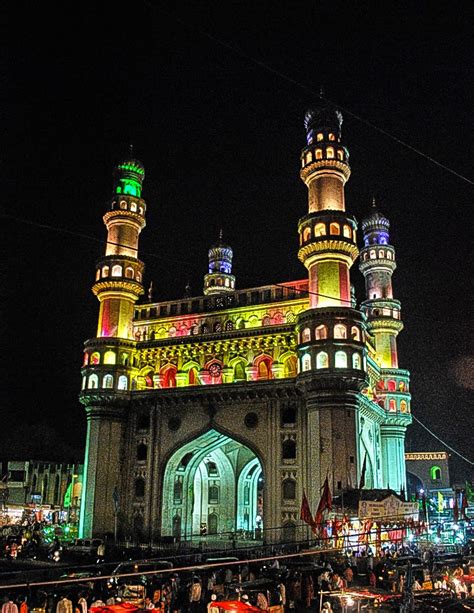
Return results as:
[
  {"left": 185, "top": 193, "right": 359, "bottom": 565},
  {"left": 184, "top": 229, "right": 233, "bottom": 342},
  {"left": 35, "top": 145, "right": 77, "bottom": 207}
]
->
[
  {"left": 326, "top": 147, "right": 335, "bottom": 159},
  {"left": 112, "top": 264, "right": 122, "bottom": 277},
  {"left": 400, "top": 400, "right": 408, "bottom": 413},
  {"left": 136, "top": 272, "right": 141, "bottom": 282},
  {"left": 118, "top": 375, "right": 128, "bottom": 390},
  {"left": 315, "top": 324, "right": 328, "bottom": 340},
  {"left": 352, "top": 353, "right": 361, "bottom": 369},
  {"left": 387, "top": 251, "right": 393, "bottom": 260},
  {"left": 302, "top": 327, "right": 311, "bottom": 342},
  {"left": 104, "top": 350, "right": 116, "bottom": 365},
  {"left": 330, "top": 222, "right": 340, "bottom": 235},
  {"left": 168, "top": 326, "right": 177, "bottom": 338},
  {"left": 262, "top": 315, "right": 272, "bottom": 326},
  {"left": 302, "top": 354, "right": 311, "bottom": 372},
  {"left": 256, "top": 356, "right": 272, "bottom": 380},
  {"left": 120, "top": 200, "right": 127, "bottom": 210},
  {"left": 387, "top": 380, "right": 396, "bottom": 392},
  {"left": 88, "top": 374, "right": 99, "bottom": 389},
  {"left": 343, "top": 224, "right": 352, "bottom": 238},
  {"left": 337, "top": 150, "right": 344, "bottom": 160},
  {"left": 334, "top": 324, "right": 347, "bottom": 339},
  {"left": 282, "top": 439, "right": 296, "bottom": 460},
  {"left": 102, "top": 265, "right": 110, "bottom": 277},
  {"left": 303, "top": 227, "right": 311, "bottom": 242},
  {"left": 233, "top": 360, "right": 246, "bottom": 381},
  {"left": 173, "top": 479, "right": 182, "bottom": 504},
  {"left": 162, "top": 366, "right": 177, "bottom": 388},
  {"left": 134, "top": 478, "right": 145, "bottom": 498},
  {"left": 317, "top": 133, "right": 323, "bottom": 142},
  {"left": 136, "top": 443, "right": 147, "bottom": 461},
  {"left": 130, "top": 202, "right": 137, "bottom": 212},
  {"left": 209, "top": 485, "right": 219, "bottom": 504},
  {"left": 389, "top": 399, "right": 396, "bottom": 412},
  {"left": 314, "top": 222, "right": 326, "bottom": 237},
  {"left": 188, "top": 367, "right": 198, "bottom": 385},
  {"left": 208, "top": 513, "right": 218, "bottom": 535},
  {"left": 430, "top": 466, "right": 441, "bottom": 481},
  {"left": 335, "top": 351, "right": 347, "bottom": 368},
  {"left": 103, "top": 374, "right": 114, "bottom": 389},
  {"left": 305, "top": 152, "right": 312, "bottom": 164},
  {"left": 316, "top": 149, "right": 323, "bottom": 160},
  {"left": 370, "top": 249, "right": 376, "bottom": 259},
  {"left": 172, "top": 515, "right": 181, "bottom": 539},
  {"left": 379, "top": 250, "right": 385, "bottom": 259},
  {"left": 284, "top": 355, "right": 297, "bottom": 378},
  {"left": 316, "top": 351, "right": 329, "bottom": 369},
  {"left": 328, "top": 133, "right": 335, "bottom": 141},
  {"left": 282, "top": 478, "right": 296, "bottom": 501},
  {"left": 351, "top": 326, "right": 360, "bottom": 341},
  {"left": 281, "top": 407, "right": 296, "bottom": 426},
  {"left": 90, "top": 352, "right": 100, "bottom": 365}
]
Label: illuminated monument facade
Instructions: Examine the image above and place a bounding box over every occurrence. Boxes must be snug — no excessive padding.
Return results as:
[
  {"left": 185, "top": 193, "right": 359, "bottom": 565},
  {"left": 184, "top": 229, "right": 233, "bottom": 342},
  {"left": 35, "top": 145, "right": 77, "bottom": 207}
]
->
[{"left": 79, "top": 105, "right": 412, "bottom": 540}]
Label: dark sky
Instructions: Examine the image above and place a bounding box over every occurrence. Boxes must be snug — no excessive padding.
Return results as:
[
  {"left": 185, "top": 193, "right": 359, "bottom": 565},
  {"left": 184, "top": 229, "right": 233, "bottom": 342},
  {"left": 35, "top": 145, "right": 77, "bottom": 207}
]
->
[{"left": 3, "top": 2, "right": 473, "bottom": 480}]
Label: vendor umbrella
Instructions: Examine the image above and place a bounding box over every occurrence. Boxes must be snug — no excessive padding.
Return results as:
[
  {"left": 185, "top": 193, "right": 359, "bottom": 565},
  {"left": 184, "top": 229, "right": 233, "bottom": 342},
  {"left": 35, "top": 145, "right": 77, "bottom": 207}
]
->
[
  {"left": 90, "top": 604, "right": 139, "bottom": 613},
  {"left": 214, "top": 601, "right": 261, "bottom": 612}
]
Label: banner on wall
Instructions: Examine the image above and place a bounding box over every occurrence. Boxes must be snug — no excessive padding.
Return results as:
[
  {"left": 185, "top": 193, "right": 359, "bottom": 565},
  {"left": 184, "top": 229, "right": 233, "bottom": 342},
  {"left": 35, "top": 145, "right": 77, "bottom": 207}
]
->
[{"left": 358, "top": 494, "right": 419, "bottom": 521}]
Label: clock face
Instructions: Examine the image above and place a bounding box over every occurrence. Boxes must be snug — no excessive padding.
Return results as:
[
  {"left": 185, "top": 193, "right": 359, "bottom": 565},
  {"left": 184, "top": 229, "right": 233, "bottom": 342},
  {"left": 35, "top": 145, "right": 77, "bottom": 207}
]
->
[{"left": 209, "top": 363, "right": 221, "bottom": 377}]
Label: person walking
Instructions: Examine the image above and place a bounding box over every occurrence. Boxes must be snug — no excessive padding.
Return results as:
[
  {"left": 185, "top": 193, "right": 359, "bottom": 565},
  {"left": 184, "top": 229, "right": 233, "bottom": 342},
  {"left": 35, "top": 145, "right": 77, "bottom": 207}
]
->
[{"left": 189, "top": 578, "right": 202, "bottom": 613}]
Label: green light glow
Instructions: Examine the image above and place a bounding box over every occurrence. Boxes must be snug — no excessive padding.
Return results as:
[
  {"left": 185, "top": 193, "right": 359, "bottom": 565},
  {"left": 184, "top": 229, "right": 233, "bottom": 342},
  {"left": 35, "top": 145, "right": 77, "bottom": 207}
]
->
[
  {"left": 118, "top": 162, "right": 145, "bottom": 176},
  {"left": 116, "top": 178, "right": 141, "bottom": 197}
]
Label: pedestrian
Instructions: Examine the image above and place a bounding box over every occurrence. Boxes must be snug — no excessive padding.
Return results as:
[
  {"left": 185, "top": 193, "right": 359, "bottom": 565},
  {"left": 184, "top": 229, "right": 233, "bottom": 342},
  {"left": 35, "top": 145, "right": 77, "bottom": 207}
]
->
[
  {"left": 143, "top": 597, "right": 155, "bottom": 610},
  {"left": 2, "top": 598, "right": 19, "bottom": 613},
  {"left": 256, "top": 593, "right": 268, "bottom": 611},
  {"left": 189, "top": 577, "right": 202, "bottom": 613},
  {"left": 368, "top": 571, "right": 377, "bottom": 589},
  {"left": 206, "top": 595, "right": 219, "bottom": 613},
  {"left": 343, "top": 566, "right": 353, "bottom": 586},
  {"left": 277, "top": 581, "right": 286, "bottom": 608}
]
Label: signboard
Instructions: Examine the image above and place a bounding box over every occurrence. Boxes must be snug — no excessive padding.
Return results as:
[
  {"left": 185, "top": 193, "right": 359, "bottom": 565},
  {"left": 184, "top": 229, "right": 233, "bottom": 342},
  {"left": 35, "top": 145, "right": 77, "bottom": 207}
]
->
[{"left": 358, "top": 494, "right": 419, "bottom": 521}]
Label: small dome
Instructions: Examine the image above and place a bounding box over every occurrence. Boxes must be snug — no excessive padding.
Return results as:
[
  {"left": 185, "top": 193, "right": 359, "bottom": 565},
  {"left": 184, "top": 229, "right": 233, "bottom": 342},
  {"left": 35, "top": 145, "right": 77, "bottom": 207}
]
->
[
  {"left": 116, "top": 158, "right": 145, "bottom": 177},
  {"left": 362, "top": 200, "right": 390, "bottom": 232},
  {"left": 304, "top": 105, "right": 343, "bottom": 137}
]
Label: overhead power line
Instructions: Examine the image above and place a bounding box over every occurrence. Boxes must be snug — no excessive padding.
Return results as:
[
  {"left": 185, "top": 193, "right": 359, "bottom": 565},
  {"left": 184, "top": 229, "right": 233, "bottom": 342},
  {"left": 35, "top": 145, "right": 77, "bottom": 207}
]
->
[
  {"left": 152, "top": 4, "right": 473, "bottom": 186},
  {"left": 411, "top": 415, "right": 474, "bottom": 466}
]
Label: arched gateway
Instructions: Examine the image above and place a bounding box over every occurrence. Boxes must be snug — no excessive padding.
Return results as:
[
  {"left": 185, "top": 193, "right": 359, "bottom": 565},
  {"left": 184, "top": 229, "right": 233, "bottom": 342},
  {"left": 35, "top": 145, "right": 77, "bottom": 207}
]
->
[{"left": 161, "top": 429, "right": 263, "bottom": 541}]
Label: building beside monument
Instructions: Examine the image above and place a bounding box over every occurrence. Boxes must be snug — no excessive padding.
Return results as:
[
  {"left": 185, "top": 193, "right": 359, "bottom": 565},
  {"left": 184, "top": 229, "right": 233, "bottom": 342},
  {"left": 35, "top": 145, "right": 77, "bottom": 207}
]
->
[{"left": 79, "top": 103, "right": 412, "bottom": 542}]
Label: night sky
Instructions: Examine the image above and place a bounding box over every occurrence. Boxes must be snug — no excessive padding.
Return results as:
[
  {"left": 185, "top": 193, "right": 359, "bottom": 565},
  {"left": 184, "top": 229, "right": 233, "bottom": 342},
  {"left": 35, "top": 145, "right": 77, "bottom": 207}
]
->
[{"left": 3, "top": 3, "right": 473, "bottom": 481}]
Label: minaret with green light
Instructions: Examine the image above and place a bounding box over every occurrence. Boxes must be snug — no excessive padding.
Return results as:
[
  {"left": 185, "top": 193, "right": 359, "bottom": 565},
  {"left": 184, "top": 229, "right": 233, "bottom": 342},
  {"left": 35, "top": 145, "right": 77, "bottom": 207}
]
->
[
  {"left": 93, "top": 156, "right": 146, "bottom": 338},
  {"left": 79, "top": 155, "right": 147, "bottom": 538},
  {"left": 296, "top": 102, "right": 368, "bottom": 502},
  {"left": 360, "top": 201, "right": 412, "bottom": 492}
]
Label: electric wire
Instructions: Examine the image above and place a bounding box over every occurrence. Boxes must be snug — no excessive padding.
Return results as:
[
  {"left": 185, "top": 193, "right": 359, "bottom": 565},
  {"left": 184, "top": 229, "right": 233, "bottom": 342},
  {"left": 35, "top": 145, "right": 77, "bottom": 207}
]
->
[
  {"left": 411, "top": 415, "right": 474, "bottom": 467},
  {"left": 150, "top": 4, "right": 474, "bottom": 186}
]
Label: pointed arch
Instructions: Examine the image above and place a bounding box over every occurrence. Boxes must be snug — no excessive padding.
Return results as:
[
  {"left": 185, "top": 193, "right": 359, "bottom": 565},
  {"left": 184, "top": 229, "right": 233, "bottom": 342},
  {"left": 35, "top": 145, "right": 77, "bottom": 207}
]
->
[
  {"left": 182, "top": 361, "right": 201, "bottom": 386},
  {"left": 161, "top": 364, "right": 177, "bottom": 388},
  {"left": 281, "top": 352, "right": 297, "bottom": 378},
  {"left": 254, "top": 354, "right": 273, "bottom": 380},
  {"left": 229, "top": 356, "right": 247, "bottom": 382}
]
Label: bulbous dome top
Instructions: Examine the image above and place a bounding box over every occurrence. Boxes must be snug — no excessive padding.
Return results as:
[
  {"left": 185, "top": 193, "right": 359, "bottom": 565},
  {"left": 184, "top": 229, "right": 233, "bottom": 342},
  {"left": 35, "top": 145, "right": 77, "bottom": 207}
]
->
[
  {"left": 116, "top": 158, "right": 145, "bottom": 177},
  {"left": 304, "top": 105, "right": 343, "bottom": 138},
  {"left": 361, "top": 199, "right": 390, "bottom": 232}
]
